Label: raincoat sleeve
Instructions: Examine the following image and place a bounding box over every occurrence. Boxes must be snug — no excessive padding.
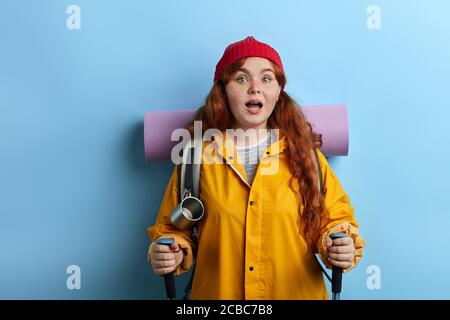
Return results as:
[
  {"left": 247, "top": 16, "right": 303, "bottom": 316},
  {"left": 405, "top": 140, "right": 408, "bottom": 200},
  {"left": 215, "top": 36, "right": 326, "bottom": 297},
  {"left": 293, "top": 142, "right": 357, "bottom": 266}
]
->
[
  {"left": 315, "top": 149, "right": 366, "bottom": 272},
  {"left": 147, "top": 164, "right": 195, "bottom": 275}
]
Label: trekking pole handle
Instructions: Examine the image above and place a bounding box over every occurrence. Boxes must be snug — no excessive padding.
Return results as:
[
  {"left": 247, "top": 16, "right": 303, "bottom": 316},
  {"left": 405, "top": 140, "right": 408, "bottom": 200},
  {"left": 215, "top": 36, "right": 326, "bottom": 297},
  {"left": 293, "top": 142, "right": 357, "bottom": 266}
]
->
[
  {"left": 155, "top": 238, "right": 177, "bottom": 300},
  {"left": 330, "top": 232, "right": 347, "bottom": 300}
]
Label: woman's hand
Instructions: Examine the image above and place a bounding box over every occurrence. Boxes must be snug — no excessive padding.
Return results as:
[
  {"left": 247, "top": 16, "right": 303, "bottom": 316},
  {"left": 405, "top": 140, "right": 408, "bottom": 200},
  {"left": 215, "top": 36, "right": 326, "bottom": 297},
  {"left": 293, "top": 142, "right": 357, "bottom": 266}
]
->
[
  {"left": 150, "top": 240, "right": 184, "bottom": 275},
  {"left": 326, "top": 236, "right": 355, "bottom": 269}
]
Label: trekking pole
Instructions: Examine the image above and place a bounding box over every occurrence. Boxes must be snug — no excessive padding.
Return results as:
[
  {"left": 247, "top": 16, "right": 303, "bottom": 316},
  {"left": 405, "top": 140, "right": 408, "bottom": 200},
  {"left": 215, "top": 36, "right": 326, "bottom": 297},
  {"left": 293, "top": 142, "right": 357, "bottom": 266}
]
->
[
  {"left": 155, "top": 238, "right": 177, "bottom": 300},
  {"left": 330, "top": 233, "right": 347, "bottom": 300}
]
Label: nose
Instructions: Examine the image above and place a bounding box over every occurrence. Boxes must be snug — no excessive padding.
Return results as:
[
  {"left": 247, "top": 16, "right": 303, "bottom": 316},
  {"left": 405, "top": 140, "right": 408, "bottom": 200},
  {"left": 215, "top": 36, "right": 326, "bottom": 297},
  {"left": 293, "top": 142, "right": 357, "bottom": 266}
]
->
[{"left": 248, "top": 79, "right": 261, "bottom": 94}]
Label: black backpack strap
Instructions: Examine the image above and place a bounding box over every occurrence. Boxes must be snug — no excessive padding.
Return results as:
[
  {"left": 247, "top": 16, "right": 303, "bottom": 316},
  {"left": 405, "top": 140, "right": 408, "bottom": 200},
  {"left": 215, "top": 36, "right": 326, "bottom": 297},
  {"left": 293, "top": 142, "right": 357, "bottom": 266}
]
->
[
  {"left": 312, "top": 147, "right": 325, "bottom": 195},
  {"left": 178, "top": 138, "right": 202, "bottom": 201},
  {"left": 178, "top": 137, "right": 202, "bottom": 300},
  {"left": 177, "top": 163, "right": 182, "bottom": 202},
  {"left": 185, "top": 146, "right": 194, "bottom": 196},
  {"left": 312, "top": 147, "right": 333, "bottom": 283},
  {"left": 178, "top": 141, "right": 190, "bottom": 202}
]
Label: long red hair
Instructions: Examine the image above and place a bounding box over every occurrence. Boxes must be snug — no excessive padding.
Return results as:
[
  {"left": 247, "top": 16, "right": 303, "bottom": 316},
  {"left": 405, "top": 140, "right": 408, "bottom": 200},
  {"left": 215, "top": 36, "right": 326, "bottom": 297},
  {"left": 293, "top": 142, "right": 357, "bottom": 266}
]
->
[{"left": 187, "top": 58, "right": 328, "bottom": 250}]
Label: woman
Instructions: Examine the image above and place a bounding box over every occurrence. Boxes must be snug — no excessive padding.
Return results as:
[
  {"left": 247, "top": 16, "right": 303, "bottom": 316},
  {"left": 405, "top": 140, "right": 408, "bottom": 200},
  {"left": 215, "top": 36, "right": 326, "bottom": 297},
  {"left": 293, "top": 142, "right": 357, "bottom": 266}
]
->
[{"left": 148, "top": 36, "right": 365, "bottom": 299}]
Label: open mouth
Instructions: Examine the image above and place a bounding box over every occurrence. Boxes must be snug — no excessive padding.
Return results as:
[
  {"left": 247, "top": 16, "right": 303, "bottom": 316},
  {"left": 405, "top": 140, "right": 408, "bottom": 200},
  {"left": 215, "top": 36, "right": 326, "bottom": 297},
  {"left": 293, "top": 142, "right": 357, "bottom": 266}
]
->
[{"left": 245, "top": 100, "right": 263, "bottom": 109}]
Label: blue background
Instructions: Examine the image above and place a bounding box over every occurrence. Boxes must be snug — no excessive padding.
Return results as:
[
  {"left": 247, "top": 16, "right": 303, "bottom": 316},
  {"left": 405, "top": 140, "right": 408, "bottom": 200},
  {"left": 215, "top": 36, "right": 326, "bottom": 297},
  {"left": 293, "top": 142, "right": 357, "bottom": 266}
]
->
[{"left": 1, "top": 0, "right": 449, "bottom": 299}]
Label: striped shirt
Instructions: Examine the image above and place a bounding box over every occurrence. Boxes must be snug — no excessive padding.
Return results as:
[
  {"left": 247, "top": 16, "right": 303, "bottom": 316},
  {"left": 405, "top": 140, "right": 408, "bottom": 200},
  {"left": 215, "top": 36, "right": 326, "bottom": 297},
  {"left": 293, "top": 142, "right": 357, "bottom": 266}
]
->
[{"left": 235, "top": 129, "right": 276, "bottom": 186}]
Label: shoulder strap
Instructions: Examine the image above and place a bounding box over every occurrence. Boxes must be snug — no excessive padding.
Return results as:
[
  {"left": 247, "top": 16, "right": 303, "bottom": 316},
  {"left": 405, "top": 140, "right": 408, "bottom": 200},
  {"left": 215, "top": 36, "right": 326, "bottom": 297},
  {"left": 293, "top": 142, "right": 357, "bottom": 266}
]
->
[
  {"left": 178, "top": 137, "right": 202, "bottom": 202},
  {"left": 312, "top": 147, "right": 333, "bottom": 282},
  {"left": 312, "top": 147, "right": 325, "bottom": 195},
  {"left": 178, "top": 137, "right": 202, "bottom": 300}
]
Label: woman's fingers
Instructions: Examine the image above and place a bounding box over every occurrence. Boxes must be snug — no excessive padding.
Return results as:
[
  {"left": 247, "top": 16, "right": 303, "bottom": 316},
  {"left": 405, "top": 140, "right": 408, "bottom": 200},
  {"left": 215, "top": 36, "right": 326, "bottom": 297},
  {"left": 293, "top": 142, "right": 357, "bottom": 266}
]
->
[
  {"left": 331, "top": 237, "right": 353, "bottom": 246},
  {"left": 153, "top": 244, "right": 175, "bottom": 253},
  {"left": 153, "top": 252, "right": 176, "bottom": 261},
  {"left": 328, "top": 252, "right": 354, "bottom": 262},
  {"left": 151, "top": 258, "right": 178, "bottom": 274},
  {"left": 327, "top": 236, "right": 355, "bottom": 267},
  {"left": 153, "top": 259, "right": 177, "bottom": 268},
  {"left": 150, "top": 242, "right": 185, "bottom": 276},
  {"left": 152, "top": 265, "right": 177, "bottom": 275},
  {"left": 328, "top": 236, "right": 355, "bottom": 254},
  {"left": 328, "top": 258, "right": 353, "bottom": 269},
  {"left": 152, "top": 244, "right": 179, "bottom": 262},
  {"left": 328, "top": 244, "right": 354, "bottom": 254}
]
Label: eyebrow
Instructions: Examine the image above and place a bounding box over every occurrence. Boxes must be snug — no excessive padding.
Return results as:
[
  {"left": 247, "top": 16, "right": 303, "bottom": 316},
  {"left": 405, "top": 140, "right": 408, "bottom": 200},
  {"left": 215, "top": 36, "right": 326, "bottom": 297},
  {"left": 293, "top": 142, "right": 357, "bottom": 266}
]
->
[{"left": 238, "top": 68, "right": 275, "bottom": 75}]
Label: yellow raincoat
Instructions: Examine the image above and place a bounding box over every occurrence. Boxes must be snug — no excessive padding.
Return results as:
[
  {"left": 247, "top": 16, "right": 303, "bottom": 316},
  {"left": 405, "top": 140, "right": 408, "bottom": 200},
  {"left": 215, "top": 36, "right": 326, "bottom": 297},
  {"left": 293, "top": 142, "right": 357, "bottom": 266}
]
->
[{"left": 148, "top": 131, "right": 365, "bottom": 300}]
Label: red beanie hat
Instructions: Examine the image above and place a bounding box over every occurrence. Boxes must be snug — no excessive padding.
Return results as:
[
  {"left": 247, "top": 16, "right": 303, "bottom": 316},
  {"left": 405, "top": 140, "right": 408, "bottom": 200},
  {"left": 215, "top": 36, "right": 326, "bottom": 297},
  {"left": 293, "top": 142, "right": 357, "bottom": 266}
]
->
[{"left": 214, "top": 36, "right": 285, "bottom": 89}]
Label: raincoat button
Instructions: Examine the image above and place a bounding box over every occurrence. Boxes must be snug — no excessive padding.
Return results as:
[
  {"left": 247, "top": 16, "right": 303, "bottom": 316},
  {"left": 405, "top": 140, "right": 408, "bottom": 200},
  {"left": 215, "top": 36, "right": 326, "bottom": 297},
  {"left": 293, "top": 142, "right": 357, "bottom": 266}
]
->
[
  {"left": 211, "top": 136, "right": 215, "bottom": 141},
  {"left": 266, "top": 151, "right": 270, "bottom": 155},
  {"left": 249, "top": 266, "right": 254, "bottom": 271},
  {"left": 249, "top": 201, "right": 255, "bottom": 206}
]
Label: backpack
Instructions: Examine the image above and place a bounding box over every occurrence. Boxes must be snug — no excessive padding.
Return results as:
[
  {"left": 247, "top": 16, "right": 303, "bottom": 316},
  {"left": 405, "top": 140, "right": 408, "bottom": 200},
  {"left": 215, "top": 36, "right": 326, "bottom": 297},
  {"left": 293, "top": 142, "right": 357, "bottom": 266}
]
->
[{"left": 177, "top": 136, "right": 328, "bottom": 300}]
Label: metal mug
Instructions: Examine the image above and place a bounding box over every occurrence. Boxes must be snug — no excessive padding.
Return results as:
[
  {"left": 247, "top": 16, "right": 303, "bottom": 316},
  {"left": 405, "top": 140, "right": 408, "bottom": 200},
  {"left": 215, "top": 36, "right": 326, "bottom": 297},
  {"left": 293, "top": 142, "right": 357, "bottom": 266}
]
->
[{"left": 170, "top": 196, "right": 205, "bottom": 230}]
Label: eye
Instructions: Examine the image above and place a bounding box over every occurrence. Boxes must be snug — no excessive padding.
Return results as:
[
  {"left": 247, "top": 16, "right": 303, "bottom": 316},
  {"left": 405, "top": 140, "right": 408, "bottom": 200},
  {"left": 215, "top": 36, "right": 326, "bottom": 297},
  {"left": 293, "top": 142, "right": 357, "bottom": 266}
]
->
[
  {"left": 236, "top": 75, "right": 248, "bottom": 83},
  {"left": 262, "top": 75, "right": 272, "bottom": 82}
]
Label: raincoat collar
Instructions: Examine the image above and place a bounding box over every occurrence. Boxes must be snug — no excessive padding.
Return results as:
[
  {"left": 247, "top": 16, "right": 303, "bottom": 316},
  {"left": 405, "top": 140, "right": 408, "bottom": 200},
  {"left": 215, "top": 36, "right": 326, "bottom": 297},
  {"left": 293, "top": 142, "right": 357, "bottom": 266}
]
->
[
  {"left": 204, "top": 129, "right": 286, "bottom": 188},
  {"left": 209, "top": 129, "right": 287, "bottom": 161}
]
